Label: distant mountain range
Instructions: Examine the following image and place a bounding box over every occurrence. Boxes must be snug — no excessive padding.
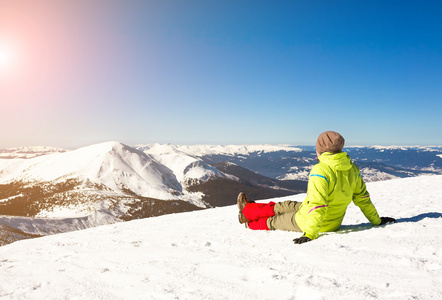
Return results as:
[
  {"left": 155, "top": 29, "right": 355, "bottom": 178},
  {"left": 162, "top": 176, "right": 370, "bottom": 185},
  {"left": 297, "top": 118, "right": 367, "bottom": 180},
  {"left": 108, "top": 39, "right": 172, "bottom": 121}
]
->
[
  {"left": 179, "top": 144, "right": 442, "bottom": 181},
  {"left": 0, "top": 142, "right": 306, "bottom": 221},
  {"left": 0, "top": 146, "right": 67, "bottom": 159},
  {"left": 1, "top": 142, "right": 441, "bottom": 245}
]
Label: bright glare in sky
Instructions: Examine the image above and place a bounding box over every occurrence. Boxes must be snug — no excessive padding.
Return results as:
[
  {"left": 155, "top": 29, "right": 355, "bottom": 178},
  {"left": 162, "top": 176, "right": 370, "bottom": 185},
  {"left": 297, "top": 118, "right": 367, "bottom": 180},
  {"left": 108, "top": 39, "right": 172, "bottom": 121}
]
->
[{"left": 0, "top": 42, "right": 16, "bottom": 72}]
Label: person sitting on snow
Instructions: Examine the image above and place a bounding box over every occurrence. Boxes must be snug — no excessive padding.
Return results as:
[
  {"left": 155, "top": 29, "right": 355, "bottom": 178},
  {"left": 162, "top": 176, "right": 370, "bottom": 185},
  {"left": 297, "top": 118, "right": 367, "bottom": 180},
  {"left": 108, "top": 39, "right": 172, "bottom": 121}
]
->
[{"left": 237, "top": 131, "right": 396, "bottom": 244}]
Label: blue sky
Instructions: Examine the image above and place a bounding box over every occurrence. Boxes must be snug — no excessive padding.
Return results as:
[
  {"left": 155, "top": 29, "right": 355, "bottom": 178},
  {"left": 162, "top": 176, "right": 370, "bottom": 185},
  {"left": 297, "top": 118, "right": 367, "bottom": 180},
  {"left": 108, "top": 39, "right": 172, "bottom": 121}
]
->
[{"left": 1, "top": 0, "right": 442, "bottom": 148}]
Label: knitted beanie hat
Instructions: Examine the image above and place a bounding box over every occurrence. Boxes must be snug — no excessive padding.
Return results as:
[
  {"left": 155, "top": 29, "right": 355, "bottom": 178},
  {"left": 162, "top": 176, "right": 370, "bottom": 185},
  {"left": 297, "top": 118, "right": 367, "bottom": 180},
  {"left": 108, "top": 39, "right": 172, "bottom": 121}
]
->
[{"left": 316, "top": 131, "right": 345, "bottom": 155}]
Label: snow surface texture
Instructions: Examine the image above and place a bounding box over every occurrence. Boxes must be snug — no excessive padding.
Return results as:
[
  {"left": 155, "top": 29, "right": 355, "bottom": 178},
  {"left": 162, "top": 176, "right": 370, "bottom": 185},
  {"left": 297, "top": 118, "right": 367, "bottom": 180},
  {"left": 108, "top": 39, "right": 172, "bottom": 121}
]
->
[{"left": 1, "top": 175, "right": 441, "bottom": 299}]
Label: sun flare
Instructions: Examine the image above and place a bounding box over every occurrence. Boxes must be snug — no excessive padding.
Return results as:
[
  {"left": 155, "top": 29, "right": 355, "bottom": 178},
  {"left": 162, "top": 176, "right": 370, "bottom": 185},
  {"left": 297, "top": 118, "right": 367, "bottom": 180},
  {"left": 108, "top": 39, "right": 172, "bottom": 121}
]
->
[{"left": 0, "top": 42, "right": 16, "bottom": 72}]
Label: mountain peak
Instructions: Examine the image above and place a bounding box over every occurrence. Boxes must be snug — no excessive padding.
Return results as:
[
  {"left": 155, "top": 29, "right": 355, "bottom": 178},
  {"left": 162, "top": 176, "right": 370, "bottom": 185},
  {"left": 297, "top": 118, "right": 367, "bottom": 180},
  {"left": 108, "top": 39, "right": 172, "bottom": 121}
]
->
[{"left": 0, "top": 142, "right": 183, "bottom": 200}]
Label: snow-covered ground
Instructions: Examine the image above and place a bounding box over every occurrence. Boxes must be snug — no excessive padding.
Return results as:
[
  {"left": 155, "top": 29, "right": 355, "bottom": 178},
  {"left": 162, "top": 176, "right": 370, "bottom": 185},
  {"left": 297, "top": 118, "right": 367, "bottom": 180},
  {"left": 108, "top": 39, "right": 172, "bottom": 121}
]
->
[{"left": 1, "top": 175, "right": 442, "bottom": 299}]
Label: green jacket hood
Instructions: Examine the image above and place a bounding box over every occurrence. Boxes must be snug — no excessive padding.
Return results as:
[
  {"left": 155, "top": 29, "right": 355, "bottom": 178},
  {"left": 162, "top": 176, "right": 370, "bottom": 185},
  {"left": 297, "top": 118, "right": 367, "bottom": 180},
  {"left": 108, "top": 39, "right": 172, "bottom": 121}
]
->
[{"left": 318, "top": 152, "right": 352, "bottom": 171}]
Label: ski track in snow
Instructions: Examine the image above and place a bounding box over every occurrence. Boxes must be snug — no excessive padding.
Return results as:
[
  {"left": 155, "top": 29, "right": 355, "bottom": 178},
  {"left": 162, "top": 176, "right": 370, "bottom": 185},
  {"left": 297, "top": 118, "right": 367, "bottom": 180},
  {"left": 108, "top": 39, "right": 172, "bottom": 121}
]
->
[{"left": 1, "top": 176, "right": 442, "bottom": 299}]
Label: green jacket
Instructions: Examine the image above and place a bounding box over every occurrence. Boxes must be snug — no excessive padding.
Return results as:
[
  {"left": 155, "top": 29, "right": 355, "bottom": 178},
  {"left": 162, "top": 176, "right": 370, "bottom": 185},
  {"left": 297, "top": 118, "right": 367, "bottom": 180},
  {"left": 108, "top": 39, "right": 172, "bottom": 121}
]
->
[{"left": 295, "top": 152, "right": 382, "bottom": 240}]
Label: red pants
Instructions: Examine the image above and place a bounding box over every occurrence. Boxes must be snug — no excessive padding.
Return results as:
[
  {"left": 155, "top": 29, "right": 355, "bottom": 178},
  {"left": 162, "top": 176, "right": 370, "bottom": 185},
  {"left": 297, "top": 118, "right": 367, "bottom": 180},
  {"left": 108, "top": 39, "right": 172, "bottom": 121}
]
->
[{"left": 242, "top": 202, "right": 276, "bottom": 230}]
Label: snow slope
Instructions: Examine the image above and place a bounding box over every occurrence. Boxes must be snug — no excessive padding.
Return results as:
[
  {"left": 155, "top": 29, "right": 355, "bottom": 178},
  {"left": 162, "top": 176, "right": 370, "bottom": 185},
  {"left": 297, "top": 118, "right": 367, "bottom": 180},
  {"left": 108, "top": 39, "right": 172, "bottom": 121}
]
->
[
  {"left": 0, "top": 210, "right": 117, "bottom": 236},
  {"left": 1, "top": 175, "right": 442, "bottom": 299}
]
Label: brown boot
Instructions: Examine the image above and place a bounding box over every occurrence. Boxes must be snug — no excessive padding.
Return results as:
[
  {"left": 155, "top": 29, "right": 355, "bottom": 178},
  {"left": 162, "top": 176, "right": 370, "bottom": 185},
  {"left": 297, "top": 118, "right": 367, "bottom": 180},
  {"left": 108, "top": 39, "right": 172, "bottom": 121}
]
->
[
  {"left": 237, "top": 192, "right": 254, "bottom": 224},
  {"left": 238, "top": 212, "right": 248, "bottom": 224}
]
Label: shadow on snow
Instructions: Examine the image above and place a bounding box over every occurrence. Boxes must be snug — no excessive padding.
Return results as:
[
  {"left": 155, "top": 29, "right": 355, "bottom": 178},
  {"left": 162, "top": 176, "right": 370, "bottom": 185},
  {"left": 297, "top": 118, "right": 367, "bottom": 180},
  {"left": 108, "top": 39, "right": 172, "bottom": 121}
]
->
[{"left": 330, "top": 212, "right": 442, "bottom": 235}]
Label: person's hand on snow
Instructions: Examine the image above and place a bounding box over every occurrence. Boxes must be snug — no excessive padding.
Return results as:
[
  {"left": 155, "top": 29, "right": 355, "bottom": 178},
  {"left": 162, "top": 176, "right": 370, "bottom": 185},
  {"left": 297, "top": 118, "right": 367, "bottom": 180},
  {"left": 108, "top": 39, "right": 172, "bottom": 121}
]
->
[
  {"left": 293, "top": 236, "right": 311, "bottom": 244},
  {"left": 379, "top": 217, "right": 396, "bottom": 225}
]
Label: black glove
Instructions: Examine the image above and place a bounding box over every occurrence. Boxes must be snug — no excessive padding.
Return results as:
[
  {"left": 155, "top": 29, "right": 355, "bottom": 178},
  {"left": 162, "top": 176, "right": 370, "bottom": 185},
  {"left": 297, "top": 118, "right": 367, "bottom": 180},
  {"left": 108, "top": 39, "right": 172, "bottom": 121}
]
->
[
  {"left": 379, "top": 217, "right": 396, "bottom": 225},
  {"left": 293, "top": 236, "right": 311, "bottom": 244}
]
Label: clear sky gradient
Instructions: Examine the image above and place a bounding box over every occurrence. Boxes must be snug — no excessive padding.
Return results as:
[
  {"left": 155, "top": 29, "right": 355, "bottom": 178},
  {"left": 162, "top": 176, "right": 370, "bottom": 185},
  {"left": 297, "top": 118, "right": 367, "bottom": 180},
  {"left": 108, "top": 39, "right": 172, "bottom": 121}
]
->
[{"left": 1, "top": 0, "right": 442, "bottom": 149}]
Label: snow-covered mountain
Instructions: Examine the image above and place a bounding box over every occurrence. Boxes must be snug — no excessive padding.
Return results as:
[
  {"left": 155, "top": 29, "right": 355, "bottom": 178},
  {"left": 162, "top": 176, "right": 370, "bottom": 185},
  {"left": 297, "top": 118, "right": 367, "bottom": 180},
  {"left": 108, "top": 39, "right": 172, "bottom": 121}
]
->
[
  {"left": 1, "top": 175, "right": 441, "bottom": 299},
  {"left": 0, "top": 146, "right": 67, "bottom": 159},
  {"left": 0, "top": 142, "right": 182, "bottom": 200},
  {"left": 0, "top": 142, "right": 213, "bottom": 221},
  {"left": 0, "top": 142, "right": 202, "bottom": 220},
  {"left": 135, "top": 143, "right": 237, "bottom": 188},
  {"left": 174, "top": 144, "right": 442, "bottom": 182},
  {"left": 0, "top": 142, "right": 305, "bottom": 226}
]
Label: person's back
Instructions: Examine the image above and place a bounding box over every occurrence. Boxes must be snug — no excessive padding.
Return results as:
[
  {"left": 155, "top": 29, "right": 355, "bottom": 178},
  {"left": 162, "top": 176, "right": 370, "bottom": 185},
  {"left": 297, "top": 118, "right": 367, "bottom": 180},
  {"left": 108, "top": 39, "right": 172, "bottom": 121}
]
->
[
  {"left": 295, "top": 151, "right": 379, "bottom": 239},
  {"left": 237, "top": 131, "right": 396, "bottom": 244}
]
